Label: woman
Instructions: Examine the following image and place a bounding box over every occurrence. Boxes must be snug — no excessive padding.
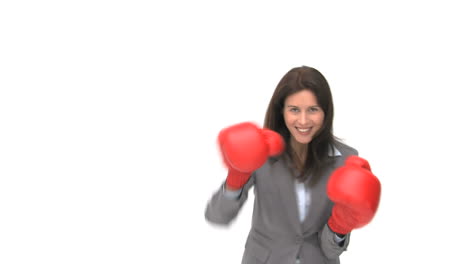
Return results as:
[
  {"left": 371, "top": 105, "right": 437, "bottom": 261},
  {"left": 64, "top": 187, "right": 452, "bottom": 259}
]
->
[{"left": 205, "top": 66, "right": 381, "bottom": 264}]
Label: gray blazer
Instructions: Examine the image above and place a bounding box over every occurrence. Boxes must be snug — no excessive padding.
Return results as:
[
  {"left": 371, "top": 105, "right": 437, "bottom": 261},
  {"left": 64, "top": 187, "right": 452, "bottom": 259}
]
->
[{"left": 205, "top": 142, "right": 359, "bottom": 264}]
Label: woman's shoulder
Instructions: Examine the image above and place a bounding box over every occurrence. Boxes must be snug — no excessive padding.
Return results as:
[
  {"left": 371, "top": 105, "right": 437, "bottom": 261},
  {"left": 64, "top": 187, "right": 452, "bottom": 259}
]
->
[
  {"left": 256, "top": 155, "right": 289, "bottom": 174},
  {"left": 333, "top": 140, "right": 359, "bottom": 157}
]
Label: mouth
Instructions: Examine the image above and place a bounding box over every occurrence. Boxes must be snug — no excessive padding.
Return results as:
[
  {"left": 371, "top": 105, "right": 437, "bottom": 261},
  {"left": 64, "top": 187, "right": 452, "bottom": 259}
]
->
[{"left": 296, "top": 127, "right": 312, "bottom": 135}]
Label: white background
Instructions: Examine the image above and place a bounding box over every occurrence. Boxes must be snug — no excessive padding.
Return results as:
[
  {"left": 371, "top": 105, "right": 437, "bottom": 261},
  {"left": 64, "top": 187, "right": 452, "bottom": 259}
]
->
[{"left": 1, "top": 1, "right": 467, "bottom": 263}]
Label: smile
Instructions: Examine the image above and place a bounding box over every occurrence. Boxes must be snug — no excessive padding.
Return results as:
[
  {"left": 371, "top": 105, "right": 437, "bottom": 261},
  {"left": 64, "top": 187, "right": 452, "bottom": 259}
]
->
[{"left": 296, "top": 127, "right": 312, "bottom": 133}]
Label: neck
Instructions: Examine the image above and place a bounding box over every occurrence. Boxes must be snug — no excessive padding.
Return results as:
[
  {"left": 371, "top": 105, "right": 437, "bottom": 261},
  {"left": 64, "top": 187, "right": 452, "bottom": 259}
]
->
[{"left": 290, "top": 137, "right": 308, "bottom": 165}]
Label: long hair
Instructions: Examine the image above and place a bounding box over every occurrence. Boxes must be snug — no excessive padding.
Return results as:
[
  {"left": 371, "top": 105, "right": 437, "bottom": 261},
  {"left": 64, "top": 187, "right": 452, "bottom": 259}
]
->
[{"left": 264, "top": 66, "right": 338, "bottom": 184}]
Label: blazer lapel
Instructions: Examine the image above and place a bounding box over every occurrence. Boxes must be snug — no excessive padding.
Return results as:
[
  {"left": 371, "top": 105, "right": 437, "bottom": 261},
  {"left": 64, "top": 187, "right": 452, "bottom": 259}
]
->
[{"left": 271, "top": 157, "right": 302, "bottom": 233}]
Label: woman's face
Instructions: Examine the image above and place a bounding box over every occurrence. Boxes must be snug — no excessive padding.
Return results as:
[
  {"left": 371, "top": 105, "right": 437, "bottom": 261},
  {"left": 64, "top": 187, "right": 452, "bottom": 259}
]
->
[{"left": 283, "top": 90, "right": 324, "bottom": 144}]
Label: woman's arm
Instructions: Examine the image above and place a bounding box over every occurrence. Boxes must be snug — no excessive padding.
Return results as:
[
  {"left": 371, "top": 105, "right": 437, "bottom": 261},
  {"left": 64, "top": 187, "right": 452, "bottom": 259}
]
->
[
  {"left": 204, "top": 174, "right": 255, "bottom": 225},
  {"left": 319, "top": 224, "right": 351, "bottom": 260}
]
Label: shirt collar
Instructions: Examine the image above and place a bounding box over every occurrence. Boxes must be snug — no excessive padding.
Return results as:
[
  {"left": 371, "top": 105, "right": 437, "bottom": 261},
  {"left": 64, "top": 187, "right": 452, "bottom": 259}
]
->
[{"left": 328, "top": 145, "right": 342, "bottom": 157}]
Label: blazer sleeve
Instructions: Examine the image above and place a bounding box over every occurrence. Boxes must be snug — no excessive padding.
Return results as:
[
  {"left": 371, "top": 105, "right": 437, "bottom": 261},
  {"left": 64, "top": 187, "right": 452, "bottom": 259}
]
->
[
  {"left": 319, "top": 224, "right": 351, "bottom": 260},
  {"left": 204, "top": 172, "right": 255, "bottom": 225}
]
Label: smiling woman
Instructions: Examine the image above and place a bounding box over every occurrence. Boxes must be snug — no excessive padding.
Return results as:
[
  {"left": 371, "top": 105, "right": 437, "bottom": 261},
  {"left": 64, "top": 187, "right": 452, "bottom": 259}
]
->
[
  {"left": 205, "top": 66, "right": 381, "bottom": 264},
  {"left": 264, "top": 66, "right": 336, "bottom": 181}
]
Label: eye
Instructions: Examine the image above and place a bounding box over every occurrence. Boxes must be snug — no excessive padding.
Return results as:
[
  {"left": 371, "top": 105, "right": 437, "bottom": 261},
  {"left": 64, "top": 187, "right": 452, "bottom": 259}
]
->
[
  {"left": 308, "top": 107, "right": 319, "bottom": 112},
  {"left": 290, "top": 108, "right": 299, "bottom": 113}
]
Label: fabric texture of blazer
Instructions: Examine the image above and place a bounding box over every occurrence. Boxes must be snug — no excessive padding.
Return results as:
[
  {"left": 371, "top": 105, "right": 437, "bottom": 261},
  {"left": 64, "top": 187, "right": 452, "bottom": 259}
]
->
[{"left": 205, "top": 141, "right": 359, "bottom": 264}]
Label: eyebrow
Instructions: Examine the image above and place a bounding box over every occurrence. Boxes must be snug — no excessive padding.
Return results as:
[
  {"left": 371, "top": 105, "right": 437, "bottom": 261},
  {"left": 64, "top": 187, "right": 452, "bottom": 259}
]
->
[{"left": 286, "top": 105, "right": 321, "bottom": 108}]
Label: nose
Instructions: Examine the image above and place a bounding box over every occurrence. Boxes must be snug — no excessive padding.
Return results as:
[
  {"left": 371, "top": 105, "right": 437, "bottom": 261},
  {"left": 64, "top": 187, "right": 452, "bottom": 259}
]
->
[{"left": 298, "top": 112, "right": 307, "bottom": 125}]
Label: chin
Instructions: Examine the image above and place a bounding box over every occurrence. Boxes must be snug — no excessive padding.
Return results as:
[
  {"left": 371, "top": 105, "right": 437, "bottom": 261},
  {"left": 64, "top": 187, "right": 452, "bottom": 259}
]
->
[{"left": 294, "top": 136, "right": 313, "bottom": 144}]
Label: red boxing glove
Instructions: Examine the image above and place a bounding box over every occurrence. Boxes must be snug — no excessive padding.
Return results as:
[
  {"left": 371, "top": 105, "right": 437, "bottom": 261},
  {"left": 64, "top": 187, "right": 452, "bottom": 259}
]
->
[
  {"left": 327, "top": 156, "right": 381, "bottom": 235},
  {"left": 218, "top": 122, "right": 284, "bottom": 189}
]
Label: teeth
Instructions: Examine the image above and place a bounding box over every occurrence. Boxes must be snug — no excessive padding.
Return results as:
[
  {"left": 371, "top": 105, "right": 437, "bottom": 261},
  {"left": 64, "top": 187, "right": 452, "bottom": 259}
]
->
[{"left": 297, "top": 128, "right": 311, "bottom": 132}]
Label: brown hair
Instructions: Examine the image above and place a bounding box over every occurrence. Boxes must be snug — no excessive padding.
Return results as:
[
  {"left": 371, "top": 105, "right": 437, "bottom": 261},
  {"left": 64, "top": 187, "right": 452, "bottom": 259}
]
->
[{"left": 264, "top": 66, "right": 338, "bottom": 184}]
